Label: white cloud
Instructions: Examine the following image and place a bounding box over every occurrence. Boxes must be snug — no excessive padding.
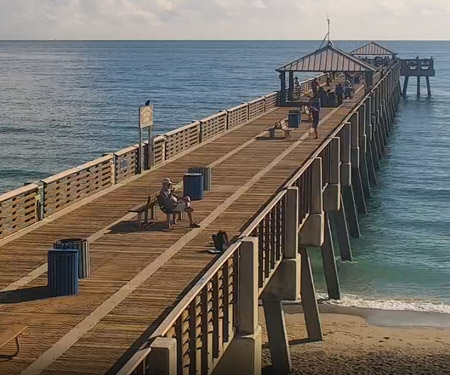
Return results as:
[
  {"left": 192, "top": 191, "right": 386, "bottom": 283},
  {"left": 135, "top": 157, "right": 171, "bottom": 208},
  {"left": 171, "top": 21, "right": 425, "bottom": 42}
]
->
[{"left": 0, "top": 0, "right": 449, "bottom": 39}]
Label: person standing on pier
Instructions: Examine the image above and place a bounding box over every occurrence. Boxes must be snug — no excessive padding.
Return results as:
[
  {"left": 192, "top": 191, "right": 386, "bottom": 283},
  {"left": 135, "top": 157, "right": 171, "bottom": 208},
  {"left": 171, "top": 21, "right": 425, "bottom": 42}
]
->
[
  {"left": 336, "top": 83, "right": 344, "bottom": 105},
  {"left": 311, "top": 77, "right": 319, "bottom": 96},
  {"left": 309, "top": 101, "right": 320, "bottom": 139}
]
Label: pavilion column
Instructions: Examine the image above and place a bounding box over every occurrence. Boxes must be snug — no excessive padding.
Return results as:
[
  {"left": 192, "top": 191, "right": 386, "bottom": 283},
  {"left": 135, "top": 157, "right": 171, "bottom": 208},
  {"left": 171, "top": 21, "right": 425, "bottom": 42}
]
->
[
  {"left": 288, "top": 72, "right": 294, "bottom": 101},
  {"left": 279, "top": 72, "right": 287, "bottom": 106}
]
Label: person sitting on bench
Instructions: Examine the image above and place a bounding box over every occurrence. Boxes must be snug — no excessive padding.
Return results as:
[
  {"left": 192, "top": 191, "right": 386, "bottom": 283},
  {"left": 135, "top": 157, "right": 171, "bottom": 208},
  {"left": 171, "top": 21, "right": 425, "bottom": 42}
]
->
[{"left": 160, "top": 178, "right": 200, "bottom": 228}]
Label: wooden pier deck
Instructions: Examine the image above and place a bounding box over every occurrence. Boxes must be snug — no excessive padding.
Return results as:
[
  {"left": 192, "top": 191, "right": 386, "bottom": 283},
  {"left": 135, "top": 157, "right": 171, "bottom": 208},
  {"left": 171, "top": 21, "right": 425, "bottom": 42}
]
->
[{"left": 0, "top": 79, "right": 368, "bottom": 375}]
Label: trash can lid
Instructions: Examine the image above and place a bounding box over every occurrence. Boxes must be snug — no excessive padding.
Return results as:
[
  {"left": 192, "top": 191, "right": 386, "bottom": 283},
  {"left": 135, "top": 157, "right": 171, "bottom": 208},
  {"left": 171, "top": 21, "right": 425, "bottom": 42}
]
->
[
  {"left": 48, "top": 249, "right": 78, "bottom": 255},
  {"left": 54, "top": 238, "right": 85, "bottom": 244}
]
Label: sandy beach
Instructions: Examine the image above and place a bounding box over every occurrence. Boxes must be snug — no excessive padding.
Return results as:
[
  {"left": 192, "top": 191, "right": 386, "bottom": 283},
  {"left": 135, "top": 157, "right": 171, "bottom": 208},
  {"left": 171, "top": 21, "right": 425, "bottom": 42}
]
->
[{"left": 261, "top": 305, "right": 450, "bottom": 375}]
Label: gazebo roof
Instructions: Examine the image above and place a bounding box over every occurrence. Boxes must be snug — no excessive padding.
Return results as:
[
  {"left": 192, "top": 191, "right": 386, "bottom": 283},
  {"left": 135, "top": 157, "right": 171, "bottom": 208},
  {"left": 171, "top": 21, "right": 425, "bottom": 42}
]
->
[
  {"left": 277, "top": 42, "right": 376, "bottom": 73},
  {"left": 350, "top": 42, "right": 397, "bottom": 56}
]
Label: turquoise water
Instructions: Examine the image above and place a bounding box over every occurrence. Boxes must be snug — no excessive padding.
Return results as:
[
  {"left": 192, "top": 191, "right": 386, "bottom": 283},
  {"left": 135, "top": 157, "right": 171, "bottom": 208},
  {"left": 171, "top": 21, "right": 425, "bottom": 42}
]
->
[{"left": 1, "top": 41, "right": 449, "bottom": 313}]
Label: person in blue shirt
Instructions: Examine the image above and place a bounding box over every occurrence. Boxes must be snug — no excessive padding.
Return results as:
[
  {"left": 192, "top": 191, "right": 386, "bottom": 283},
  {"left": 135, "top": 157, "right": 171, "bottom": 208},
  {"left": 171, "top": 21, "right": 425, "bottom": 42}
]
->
[
  {"left": 309, "top": 102, "right": 320, "bottom": 139},
  {"left": 336, "top": 83, "right": 344, "bottom": 105}
]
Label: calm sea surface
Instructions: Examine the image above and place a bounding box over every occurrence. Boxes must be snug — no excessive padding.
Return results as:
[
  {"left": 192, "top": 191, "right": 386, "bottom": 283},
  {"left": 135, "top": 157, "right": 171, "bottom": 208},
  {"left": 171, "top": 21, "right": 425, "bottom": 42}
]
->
[{"left": 1, "top": 41, "right": 449, "bottom": 313}]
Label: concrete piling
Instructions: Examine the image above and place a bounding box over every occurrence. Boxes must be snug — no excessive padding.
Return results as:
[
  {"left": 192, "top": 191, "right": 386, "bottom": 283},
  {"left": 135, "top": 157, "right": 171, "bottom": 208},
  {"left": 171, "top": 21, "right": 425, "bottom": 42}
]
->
[
  {"left": 332, "top": 205, "right": 352, "bottom": 261},
  {"left": 262, "top": 300, "right": 292, "bottom": 375},
  {"left": 320, "top": 212, "right": 341, "bottom": 300},
  {"left": 299, "top": 247, "right": 323, "bottom": 341}
]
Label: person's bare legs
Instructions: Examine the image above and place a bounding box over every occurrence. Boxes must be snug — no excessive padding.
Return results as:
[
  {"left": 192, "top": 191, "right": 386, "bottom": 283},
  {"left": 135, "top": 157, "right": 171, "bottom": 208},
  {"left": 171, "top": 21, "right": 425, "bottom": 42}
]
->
[
  {"left": 185, "top": 207, "right": 194, "bottom": 224},
  {"left": 185, "top": 207, "right": 200, "bottom": 228}
]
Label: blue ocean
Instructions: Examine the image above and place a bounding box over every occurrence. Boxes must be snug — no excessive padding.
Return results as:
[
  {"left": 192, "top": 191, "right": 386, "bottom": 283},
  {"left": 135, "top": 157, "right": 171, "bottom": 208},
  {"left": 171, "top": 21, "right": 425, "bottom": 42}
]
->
[{"left": 1, "top": 41, "right": 449, "bottom": 315}]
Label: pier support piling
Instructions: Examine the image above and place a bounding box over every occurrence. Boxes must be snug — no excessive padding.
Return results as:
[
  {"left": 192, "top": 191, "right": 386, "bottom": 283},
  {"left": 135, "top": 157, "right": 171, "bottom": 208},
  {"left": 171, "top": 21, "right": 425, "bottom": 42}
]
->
[
  {"left": 299, "top": 247, "right": 323, "bottom": 341},
  {"left": 332, "top": 206, "right": 352, "bottom": 261},
  {"left": 402, "top": 76, "right": 409, "bottom": 97},
  {"left": 426, "top": 76, "right": 431, "bottom": 96},
  {"left": 320, "top": 213, "right": 341, "bottom": 300},
  {"left": 262, "top": 300, "right": 292, "bottom": 375},
  {"left": 366, "top": 144, "right": 378, "bottom": 185},
  {"left": 370, "top": 134, "right": 381, "bottom": 171},
  {"left": 417, "top": 76, "right": 421, "bottom": 97},
  {"left": 342, "top": 186, "right": 360, "bottom": 238},
  {"left": 359, "top": 139, "right": 371, "bottom": 200},
  {"left": 352, "top": 170, "right": 367, "bottom": 215}
]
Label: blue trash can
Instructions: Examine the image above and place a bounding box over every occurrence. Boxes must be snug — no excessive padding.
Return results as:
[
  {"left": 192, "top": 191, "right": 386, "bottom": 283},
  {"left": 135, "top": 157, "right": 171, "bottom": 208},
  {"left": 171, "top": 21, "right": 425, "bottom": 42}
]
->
[
  {"left": 48, "top": 249, "right": 79, "bottom": 296},
  {"left": 288, "top": 111, "right": 300, "bottom": 128},
  {"left": 188, "top": 167, "right": 212, "bottom": 191},
  {"left": 53, "top": 238, "right": 90, "bottom": 279},
  {"left": 183, "top": 173, "right": 204, "bottom": 201}
]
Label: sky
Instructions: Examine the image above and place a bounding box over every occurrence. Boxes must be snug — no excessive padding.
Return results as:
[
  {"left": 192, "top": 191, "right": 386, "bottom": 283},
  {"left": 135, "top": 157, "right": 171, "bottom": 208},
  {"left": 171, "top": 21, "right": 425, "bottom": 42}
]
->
[{"left": 0, "top": 0, "right": 449, "bottom": 40}]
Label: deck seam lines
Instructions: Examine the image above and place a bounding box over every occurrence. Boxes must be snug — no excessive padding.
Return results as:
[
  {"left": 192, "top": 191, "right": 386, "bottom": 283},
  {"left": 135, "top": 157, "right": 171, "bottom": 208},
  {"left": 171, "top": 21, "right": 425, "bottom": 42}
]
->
[{"left": 20, "top": 105, "right": 342, "bottom": 375}]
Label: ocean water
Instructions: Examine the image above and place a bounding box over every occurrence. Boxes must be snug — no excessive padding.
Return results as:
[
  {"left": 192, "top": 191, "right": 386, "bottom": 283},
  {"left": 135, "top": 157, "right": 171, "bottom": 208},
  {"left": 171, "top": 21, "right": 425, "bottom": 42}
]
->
[{"left": 1, "top": 41, "right": 449, "bottom": 316}]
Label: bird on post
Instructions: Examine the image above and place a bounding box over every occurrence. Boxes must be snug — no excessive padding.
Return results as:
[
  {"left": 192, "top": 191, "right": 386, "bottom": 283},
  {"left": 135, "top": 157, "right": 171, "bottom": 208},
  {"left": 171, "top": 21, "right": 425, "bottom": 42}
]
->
[{"left": 145, "top": 99, "right": 150, "bottom": 106}]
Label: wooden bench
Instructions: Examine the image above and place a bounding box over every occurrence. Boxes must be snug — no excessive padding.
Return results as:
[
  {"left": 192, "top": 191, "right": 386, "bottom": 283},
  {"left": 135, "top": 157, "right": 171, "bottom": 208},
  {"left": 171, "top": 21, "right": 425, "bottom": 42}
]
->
[
  {"left": 128, "top": 185, "right": 184, "bottom": 229},
  {"left": 128, "top": 194, "right": 157, "bottom": 227},
  {"left": 0, "top": 325, "right": 27, "bottom": 358},
  {"left": 267, "top": 119, "right": 293, "bottom": 140}
]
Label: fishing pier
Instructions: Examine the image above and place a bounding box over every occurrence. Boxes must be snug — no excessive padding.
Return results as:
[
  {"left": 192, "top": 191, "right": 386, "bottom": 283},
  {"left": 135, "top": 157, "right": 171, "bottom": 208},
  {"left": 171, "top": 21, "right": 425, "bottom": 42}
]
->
[{"left": 0, "top": 42, "right": 405, "bottom": 375}]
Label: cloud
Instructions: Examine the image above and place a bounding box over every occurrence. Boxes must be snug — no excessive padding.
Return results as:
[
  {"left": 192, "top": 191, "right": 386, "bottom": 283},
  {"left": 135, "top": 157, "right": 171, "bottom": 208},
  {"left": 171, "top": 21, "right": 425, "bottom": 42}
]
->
[{"left": 0, "top": 0, "right": 449, "bottom": 40}]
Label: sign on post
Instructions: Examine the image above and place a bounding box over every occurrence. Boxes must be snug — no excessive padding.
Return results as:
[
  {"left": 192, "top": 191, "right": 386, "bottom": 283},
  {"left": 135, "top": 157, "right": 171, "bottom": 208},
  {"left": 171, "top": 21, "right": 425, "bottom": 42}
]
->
[
  {"left": 138, "top": 105, "right": 154, "bottom": 173},
  {"left": 139, "top": 105, "right": 154, "bottom": 128}
]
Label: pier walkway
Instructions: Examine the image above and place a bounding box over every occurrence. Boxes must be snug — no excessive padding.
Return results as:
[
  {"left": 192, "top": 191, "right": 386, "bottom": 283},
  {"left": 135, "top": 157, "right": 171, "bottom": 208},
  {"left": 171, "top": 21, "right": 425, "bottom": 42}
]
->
[
  {"left": 0, "top": 41, "right": 403, "bottom": 375},
  {"left": 0, "top": 77, "right": 366, "bottom": 375}
]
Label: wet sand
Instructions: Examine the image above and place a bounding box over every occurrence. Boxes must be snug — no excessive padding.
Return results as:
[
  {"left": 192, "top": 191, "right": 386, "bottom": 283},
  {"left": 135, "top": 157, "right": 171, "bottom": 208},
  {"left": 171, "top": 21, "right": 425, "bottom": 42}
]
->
[{"left": 260, "top": 306, "right": 450, "bottom": 375}]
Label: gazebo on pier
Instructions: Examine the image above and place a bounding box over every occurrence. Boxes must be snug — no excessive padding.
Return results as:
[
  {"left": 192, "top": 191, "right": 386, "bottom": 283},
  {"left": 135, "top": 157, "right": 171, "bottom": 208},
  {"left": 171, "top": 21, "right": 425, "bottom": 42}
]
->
[
  {"left": 350, "top": 41, "right": 397, "bottom": 58},
  {"left": 276, "top": 42, "right": 376, "bottom": 106}
]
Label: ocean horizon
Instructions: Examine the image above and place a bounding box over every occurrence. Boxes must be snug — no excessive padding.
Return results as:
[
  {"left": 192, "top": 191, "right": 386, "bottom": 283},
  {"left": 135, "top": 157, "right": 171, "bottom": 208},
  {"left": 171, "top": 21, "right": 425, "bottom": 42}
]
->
[{"left": 1, "top": 40, "right": 449, "bottom": 323}]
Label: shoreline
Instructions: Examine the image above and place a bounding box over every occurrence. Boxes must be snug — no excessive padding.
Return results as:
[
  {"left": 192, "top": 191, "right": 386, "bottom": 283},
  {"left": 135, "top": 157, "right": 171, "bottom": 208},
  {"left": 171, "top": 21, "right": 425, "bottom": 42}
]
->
[
  {"left": 260, "top": 307, "right": 450, "bottom": 374},
  {"left": 283, "top": 302, "right": 450, "bottom": 329}
]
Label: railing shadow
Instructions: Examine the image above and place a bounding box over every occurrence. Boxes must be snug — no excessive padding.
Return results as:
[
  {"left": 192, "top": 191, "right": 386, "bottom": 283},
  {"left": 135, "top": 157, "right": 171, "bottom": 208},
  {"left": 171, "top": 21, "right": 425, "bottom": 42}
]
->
[{"left": 0, "top": 286, "right": 51, "bottom": 304}]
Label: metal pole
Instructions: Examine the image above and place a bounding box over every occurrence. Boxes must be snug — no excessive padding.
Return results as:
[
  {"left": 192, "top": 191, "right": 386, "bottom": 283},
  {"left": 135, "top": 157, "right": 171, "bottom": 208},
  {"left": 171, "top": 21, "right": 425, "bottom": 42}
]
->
[
  {"left": 148, "top": 126, "right": 153, "bottom": 169},
  {"left": 139, "top": 112, "right": 143, "bottom": 174}
]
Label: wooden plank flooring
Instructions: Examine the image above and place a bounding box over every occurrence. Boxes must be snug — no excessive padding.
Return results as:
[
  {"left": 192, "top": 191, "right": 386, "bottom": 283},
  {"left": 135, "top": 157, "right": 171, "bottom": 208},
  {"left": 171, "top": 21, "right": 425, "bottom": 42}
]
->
[{"left": 0, "top": 82, "right": 367, "bottom": 375}]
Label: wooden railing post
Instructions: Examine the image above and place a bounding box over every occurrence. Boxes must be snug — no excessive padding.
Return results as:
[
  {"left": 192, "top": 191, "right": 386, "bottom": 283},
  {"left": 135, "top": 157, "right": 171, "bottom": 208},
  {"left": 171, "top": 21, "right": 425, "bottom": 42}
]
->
[
  {"left": 323, "top": 138, "right": 341, "bottom": 212},
  {"left": 262, "top": 188, "right": 300, "bottom": 301},
  {"left": 299, "top": 158, "right": 324, "bottom": 247},
  {"left": 238, "top": 237, "right": 258, "bottom": 335},
  {"left": 214, "top": 237, "right": 261, "bottom": 375},
  {"left": 148, "top": 338, "right": 177, "bottom": 375}
]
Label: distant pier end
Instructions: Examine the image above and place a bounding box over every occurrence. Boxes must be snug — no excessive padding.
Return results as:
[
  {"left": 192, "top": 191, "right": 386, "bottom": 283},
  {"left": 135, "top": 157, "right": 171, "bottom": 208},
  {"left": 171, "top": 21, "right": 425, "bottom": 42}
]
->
[{"left": 400, "top": 57, "right": 435, "bottom": 97}]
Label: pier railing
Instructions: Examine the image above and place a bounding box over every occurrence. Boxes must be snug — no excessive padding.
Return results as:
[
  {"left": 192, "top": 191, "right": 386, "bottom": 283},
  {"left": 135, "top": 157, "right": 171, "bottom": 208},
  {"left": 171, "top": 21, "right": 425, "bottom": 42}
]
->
[
  {"left": 42, "top": 155, "right": 114, "bottom": 216},
  {"left": 0, "top": 73, "right": 332, "bottom": 240},
  {"left": 117, "top": 63, "right": 401, "bottom": 375},
  {"left": 0, "top": 184, "right": 40, "bottom": 239}
]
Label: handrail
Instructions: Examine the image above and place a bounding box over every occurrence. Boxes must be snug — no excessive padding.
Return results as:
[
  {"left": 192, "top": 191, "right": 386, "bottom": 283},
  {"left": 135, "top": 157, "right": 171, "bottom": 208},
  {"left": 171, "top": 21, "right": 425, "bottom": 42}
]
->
[
  {"left": 241, "top": 190, "right": 286, "bottom": 237},
  {"left": 0, "top": 183, "right": 39, "bottom": 203},
  {"left": 115, "top": 64, "right": 402, "bottom": 374}
]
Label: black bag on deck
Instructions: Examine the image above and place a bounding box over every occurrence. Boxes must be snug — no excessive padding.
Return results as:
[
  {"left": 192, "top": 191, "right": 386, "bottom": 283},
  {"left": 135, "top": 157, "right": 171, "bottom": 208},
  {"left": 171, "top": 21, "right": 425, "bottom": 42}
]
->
[{"left": 212, "top": 231, "right": 229, "bottom": 252}]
